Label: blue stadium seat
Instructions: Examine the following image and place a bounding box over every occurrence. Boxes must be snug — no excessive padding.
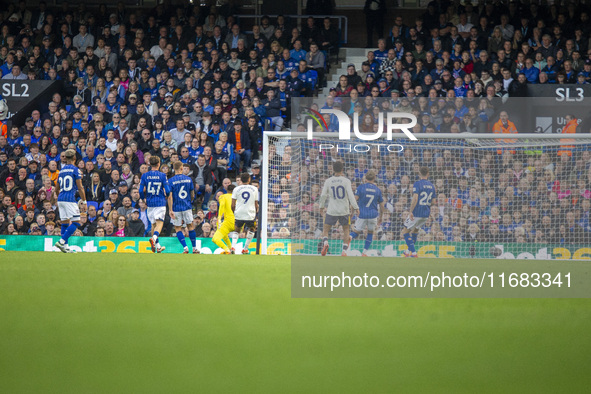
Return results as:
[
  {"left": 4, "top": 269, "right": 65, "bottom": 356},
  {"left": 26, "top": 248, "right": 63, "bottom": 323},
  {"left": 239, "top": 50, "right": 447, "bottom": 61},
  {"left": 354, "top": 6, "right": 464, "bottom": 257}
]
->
[{"left": 87, "top": 201, "right": 99, "bottom": 212}]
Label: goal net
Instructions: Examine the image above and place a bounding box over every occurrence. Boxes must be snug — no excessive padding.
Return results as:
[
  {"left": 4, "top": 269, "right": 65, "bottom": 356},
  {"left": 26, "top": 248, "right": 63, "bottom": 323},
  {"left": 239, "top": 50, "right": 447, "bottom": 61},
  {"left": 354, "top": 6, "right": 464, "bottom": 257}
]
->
[
  {"left": 261, "top": 95, "right": 591, "bottom": 259},
  {"left": 262, "top": 130, "right": 591, "bottom": 260}
]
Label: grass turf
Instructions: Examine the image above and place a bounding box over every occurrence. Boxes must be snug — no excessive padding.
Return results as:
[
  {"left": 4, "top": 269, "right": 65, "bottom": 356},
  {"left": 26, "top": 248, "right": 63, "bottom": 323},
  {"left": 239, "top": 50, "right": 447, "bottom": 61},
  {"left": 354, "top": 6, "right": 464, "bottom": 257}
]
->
[{"left": 0, "top": 251, "right": 590, "bottom": 393}]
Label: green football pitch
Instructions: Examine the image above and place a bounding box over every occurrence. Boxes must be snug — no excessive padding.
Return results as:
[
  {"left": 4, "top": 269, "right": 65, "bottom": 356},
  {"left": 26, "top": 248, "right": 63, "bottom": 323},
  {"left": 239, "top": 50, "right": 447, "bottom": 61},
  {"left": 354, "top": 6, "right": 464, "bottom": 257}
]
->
[{"left": 1, "top": 252, "right": 590, "bottom": 393}]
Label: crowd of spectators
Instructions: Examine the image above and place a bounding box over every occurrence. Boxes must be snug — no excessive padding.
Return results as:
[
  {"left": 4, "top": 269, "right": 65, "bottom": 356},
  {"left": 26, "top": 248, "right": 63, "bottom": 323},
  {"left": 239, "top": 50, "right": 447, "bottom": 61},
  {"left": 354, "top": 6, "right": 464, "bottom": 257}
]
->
[
  {"left": 0, "top": 1, "right": 341, "bottom": 238},
  {"left": 356, "top": 0, "right": 591, "bottom": 95}
]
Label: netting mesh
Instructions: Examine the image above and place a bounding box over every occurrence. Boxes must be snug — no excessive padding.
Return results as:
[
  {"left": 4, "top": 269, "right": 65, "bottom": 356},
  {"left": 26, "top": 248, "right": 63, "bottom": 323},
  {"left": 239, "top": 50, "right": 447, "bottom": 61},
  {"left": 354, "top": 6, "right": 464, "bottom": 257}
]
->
[{"left": 265, "top": 135, "right": 591, "bottom": 258}]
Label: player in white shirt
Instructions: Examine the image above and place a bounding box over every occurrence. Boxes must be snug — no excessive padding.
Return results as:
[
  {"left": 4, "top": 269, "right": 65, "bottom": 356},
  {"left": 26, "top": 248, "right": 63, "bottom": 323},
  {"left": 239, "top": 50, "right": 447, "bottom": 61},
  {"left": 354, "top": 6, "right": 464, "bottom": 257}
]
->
[
  {"left": 232, "top": 172, "right": 259, "bottom": 254},
  {"left": 319, "top": 161, "right": 359, "bottom": 256}
]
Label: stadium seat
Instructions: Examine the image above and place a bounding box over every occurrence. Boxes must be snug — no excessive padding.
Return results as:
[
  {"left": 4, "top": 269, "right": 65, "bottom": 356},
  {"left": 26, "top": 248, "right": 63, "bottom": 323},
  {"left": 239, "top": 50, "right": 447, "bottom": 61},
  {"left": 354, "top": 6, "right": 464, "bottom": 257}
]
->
[{"left": 87, "top": 201, "right": 99, "bottom": 212}]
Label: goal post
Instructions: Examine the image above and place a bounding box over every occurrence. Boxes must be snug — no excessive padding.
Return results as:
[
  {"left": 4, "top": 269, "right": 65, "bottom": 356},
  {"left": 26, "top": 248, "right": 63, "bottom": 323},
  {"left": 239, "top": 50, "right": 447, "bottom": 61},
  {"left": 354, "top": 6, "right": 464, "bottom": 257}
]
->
[{"left": 261, "top": 131, "right": 591, "bottom": 259}]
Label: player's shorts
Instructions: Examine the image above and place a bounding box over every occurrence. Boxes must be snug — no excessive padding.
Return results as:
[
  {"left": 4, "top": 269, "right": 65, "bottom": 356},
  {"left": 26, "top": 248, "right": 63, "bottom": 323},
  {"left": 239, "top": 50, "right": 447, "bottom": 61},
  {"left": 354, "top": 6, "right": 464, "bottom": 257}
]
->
[
  {"left": 235, "top": 219, "right": 256, "bottom": 232},
  {"left": 58, "top": 201, "right": 80, "bottom": 221},
  {"left": 147, "top": 206, "right": 166, "bottom": 224},
  {"left": 404, "top": 216, "right": 428, "bottom": 230},
  {"left": 354, "top": 217, "right": 378, "bottom": 232},
  {"left": 325, "top": 214, "right": 350, "bottom": 226},
  {"left": 172, "top": 209, "right": 193, "bottom": 227}
]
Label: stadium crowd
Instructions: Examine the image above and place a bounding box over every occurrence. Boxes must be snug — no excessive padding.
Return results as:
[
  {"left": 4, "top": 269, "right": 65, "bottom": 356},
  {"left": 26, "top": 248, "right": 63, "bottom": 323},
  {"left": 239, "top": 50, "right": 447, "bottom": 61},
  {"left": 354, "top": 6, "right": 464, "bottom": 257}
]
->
[{"left": 0, "top": 0, "right": 590, "bottom": 246}]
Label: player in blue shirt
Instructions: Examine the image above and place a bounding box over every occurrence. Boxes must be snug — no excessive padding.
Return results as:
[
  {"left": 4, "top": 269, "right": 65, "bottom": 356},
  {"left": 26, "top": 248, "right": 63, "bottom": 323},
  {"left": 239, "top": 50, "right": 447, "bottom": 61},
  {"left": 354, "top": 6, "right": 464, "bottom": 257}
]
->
[
  {"left": 169, "top": 161, "right": 198, "bottom": 254},
  {"left": 350, "top": 170, "right": 384, "bottom": 256},
  {"left": 139, "top": 156, "right": 171, "bottom": 253},
  {"left": 54, "top": 149, "right": 87, "bottom": 253},
  {"left": 403, "top": 167, "right": 436, "bottom": 257}
]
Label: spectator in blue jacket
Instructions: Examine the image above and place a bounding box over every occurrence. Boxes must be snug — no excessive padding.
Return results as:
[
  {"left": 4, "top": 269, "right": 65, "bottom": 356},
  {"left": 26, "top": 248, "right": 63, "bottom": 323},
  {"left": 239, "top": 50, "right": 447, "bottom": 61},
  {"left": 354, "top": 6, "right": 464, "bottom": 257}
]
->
[
  {"left": 289, "top": 40, "right": 307, "bottom": 62},
  {"left": 522, "top": 58, "right": 540, "bottom": 83},
  {"left": 297, "top": 60, "right": 317, "bottom": 97}
]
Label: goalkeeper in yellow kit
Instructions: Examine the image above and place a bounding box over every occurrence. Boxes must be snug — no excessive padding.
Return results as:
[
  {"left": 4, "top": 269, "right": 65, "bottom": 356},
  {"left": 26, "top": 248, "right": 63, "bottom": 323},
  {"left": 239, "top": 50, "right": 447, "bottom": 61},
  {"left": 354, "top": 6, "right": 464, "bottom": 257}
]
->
[{"left": 213, "top": 184, "right": 236, "bottom": 254}]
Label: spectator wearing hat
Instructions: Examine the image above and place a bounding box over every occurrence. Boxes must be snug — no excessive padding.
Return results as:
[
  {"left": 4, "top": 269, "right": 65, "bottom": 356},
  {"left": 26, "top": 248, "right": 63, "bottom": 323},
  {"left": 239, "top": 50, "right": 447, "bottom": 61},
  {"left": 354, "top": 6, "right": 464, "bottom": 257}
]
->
[
  {"left": 162, "top": 91, "right": 175, "bottom": 111},
  {"left": 432, "top": 80, "right": 446, "bottom": 97},
  {"left": 580, "top": 60, "right": 591, "bottom": 82},
  {"left": 357, "top": 61, "right": 372, "bottom": 83},
  {"left": 377, "top": 78, "right": 390, "bottom": 97},
  {"left": 250, "top": 162, "right": 262, "bottom": 182},
  {"left": 107, "top": 188, "right": 121, "bottom": 209},
  {"left": 255, "top": 39, "right": 270, "bottom": 61},
  {"left": 5, "top": 176, "right": 17, "bottom": 200},
  {"left": 20, "top": 117, "right": 35, "bottom": 136},
  {"left": 411, "top": 40, "right": 427, "bottom": 61},
  {"left": 287, "top": 68, "right": 304, "bottom": 96},
  {"left": 11, "top": 144, "right": 24, "bottom": 160},
  {"left": 173, "top": 68, "right": 186, "bottom": 89},
  {"left": 117, "top": 179, "right": 131, "bottom": 200},
  {"left": 392, "top": 38, "right": 406, "bottom": 59},
  {"left": 127, "top": 208, "right": 145, "bottom": 236}
]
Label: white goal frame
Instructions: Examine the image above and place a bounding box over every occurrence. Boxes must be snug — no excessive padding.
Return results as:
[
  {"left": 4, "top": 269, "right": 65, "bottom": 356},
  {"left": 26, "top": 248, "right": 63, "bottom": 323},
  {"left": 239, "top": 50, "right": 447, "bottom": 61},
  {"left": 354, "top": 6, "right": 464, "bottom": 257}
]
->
[{"left": 260, "top": 131, "right": 591, "bottom": 255}]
